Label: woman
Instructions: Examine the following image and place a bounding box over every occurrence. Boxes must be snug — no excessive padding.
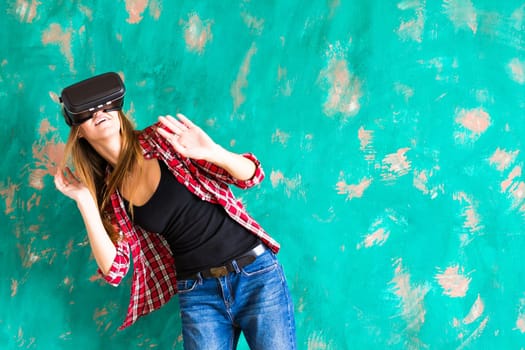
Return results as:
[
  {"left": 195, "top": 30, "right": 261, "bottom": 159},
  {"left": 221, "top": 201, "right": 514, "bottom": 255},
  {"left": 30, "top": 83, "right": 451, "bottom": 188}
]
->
[{"left": 54, "top": 73, "right": 296, "bottom": 349}]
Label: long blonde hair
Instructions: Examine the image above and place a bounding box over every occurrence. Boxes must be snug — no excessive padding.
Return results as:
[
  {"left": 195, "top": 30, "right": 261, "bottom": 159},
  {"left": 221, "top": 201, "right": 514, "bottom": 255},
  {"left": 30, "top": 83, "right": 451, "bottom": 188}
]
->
[{"left": 62, "top": 111, "right": 142, "bottom": 243}]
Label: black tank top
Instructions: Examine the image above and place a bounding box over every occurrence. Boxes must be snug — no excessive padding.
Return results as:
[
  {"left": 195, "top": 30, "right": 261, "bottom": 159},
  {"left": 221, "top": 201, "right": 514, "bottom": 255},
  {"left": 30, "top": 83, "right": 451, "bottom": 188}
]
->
[{"left": 123, "top": 160, "right": 260, "bottom": 275}]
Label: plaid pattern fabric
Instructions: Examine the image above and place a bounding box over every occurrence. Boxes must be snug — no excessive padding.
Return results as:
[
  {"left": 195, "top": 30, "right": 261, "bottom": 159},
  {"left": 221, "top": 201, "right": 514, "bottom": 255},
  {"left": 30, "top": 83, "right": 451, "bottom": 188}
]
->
[{"left": 98, "top": 123, "right": 280, "bottom": 330}]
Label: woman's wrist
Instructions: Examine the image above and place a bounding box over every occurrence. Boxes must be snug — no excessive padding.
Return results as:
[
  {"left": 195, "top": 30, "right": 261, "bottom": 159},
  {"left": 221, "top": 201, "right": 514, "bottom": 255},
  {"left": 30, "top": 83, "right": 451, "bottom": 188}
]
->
[{"left": 75, "top": 189, "right": 96, "bottom": 207}]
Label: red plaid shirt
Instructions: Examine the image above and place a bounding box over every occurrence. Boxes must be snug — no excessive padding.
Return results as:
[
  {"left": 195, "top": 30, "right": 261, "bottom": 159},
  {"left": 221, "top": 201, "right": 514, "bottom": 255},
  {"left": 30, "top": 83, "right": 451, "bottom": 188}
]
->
[{"left": 98, "top": 123, "right": 280, "bottom": 330}]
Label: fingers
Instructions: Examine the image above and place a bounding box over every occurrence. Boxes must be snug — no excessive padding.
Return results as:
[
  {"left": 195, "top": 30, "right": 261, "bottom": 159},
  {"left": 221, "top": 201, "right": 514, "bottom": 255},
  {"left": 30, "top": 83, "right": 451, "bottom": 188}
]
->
[
  {"left": 158, "top": 115, "right": 188, "bottom": 134},
  {"left": 54, "top": 167, "right": 79, "bottom": 188},
  {"left": 65, "top": 167, "right": 78, "bottom": 182},
  {"left": 156, "top": 126, "right": 186, "bottom": 151},
  {"left": 175, "top": 113, "right": 196, "bottom": 128}
]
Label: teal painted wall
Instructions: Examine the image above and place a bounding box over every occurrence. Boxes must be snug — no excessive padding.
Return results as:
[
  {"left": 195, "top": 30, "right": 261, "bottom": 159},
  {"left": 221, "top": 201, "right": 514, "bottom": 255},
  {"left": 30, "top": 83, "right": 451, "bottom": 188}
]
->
[{"left": 2, "top": 0, "right": 525, "bottom": 349}]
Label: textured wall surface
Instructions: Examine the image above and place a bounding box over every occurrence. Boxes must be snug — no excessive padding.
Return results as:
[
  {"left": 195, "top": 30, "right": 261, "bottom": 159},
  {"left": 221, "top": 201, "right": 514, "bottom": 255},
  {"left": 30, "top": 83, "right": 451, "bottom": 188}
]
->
[{"left": 1, "top": 0, "right": 525, "bottom": 349}]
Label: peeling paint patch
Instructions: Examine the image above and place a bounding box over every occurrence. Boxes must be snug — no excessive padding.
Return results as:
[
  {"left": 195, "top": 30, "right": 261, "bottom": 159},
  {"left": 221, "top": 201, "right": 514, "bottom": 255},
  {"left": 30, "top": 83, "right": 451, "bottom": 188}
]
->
[
  {"left": 361, "top": 228, "right": 390, "bottom": 249},
  {"left": 500, "top": 166, "right": 525, "bottom": 212},
  {"left": 277, "top": 66, "right": 293, "bottom": 96},
  {"left": 31, "top": 119, "right": 65, "bottom": 190},
  {"left": 507, "top": 58, "right": 525, "bottom": 84},
  {"left": 358, "top": 127, "right": 373, "bottom": 151},
  {"left": 0, "top": 178, "right": 18, "bottom": 215},
  {"left": 231, "top": 42, "right": 257, "bottom": 112},
  {"left": 396, "top": 0, "right": 425, "bottom": 43},
  {"left": 320, "top": 42, "right": 362, "bottom": 120},
  {"left": 14, "top": 0, "right": 40, "bottom": 23},
  {"left": 455, "top": 315, "right": 489, "bottom": 350},
  {"left": 16, "top": 327, "right": 36, "bottom": 348},
  {"left": 336, "top": 175, "right": 372, "bottom": 201},
  {"left": 381, "top": 148, "right": 411, "bottom": 181},
  {"left": 390, "top": 258, "right": 430, "bottom": 347},
  {"left": 435, "top": 265, "right": 471, "bottom": 297},
  {"left": 241, "top": 12, "right": 264, "bottom": 34},
  {"left": 358, "top": 126, "right": 376, "bottom": 162},
  {"left": 455, "top": 108, "right": 490, "bottom": 134},
  {"left": 180, "top": 14, "right": 213, "bottom": 54},
  {"left": 124, "top": 0, "right": 148, "bottom": 24},
  {"left": 394, "top": 82, "right": 415, "bottom": 101},
  {"left": 443, "top": 0, "right": 478, "bottom": 33},
  {"left": 516, "top": 297, "right": 525, "bottom": 333},
  {"left": 270, "top": 170, "right": 303, "bottom": 198},
  {"left": 511, "top": 4, "right": 525, "bottom": 31},
  {"left": 500, "top": 165, "right": 521, "bottom": 193},
  {"left": 41, "top": 23, "right": 75, "bottom": 73},
  {"left": 489, "top": 148, "right": 519, "bottom": 172},
  {"left": 76, "top": 5, "right": 93, "bottom": 21},
  {"left": 463, "top": 294, "right": 484, "bottom": 325},
  {"left": 307, "top": 330, "right": 332, "bottom": 349},
  {"left": 358, "top": 209, "right": 406, "bottom": 249},
  {"left": 453, "top": 192, "right": 483, "bottom": 246},
  {"left": 11, "top": 279, "right": 18, "bottom": 297},
  {"left": 148, "top": 0, "right": 162, "bottom": 20},
  {"left": 413, "top": 168, "right": 444, "bottom": 199},
  {"left": 272, "top": 129, "right": 290, "bottom": 145},
  {"left": 454, "top": 107, "right": 491, "bottom": 144}
]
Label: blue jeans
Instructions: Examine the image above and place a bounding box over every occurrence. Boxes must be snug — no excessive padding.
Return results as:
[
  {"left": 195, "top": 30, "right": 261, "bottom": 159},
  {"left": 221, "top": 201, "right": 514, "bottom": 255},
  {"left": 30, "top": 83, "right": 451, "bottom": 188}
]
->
[{"left": 176, "top": 249, "right": 296, "bottom": 350}]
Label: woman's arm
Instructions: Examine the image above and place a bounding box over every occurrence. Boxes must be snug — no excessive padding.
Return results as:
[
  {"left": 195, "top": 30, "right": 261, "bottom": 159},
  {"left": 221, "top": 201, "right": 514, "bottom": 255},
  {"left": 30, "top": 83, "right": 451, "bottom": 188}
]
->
[
  {"left": 156, "top": 114, "right": 257, "bottom": 181},
  {"left": 203, "top": 144, "right": 256, "bottom": 181},
  {"left": 54, "top": 168, "right": 117, "bottom": 275}
]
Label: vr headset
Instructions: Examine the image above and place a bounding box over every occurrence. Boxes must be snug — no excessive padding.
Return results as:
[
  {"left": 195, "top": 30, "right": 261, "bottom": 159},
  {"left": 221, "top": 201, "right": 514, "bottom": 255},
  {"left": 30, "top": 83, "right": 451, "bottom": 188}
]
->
[{"left": 60, "top": 72, "right": 125, "bottom": 126}]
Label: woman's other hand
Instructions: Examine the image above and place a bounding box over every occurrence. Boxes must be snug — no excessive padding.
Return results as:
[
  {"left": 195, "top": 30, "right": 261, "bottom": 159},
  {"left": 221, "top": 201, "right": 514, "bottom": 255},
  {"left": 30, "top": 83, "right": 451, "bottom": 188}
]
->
[{"left": 54, "top": 167, "right": 91, "bottom": 202}]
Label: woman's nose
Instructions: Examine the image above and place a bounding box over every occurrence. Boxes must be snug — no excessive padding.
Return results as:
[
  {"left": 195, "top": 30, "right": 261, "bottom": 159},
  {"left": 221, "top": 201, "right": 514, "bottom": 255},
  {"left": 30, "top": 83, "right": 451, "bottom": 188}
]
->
[{"left": 92, "top": 110, "right": 104, "bottom": 118}]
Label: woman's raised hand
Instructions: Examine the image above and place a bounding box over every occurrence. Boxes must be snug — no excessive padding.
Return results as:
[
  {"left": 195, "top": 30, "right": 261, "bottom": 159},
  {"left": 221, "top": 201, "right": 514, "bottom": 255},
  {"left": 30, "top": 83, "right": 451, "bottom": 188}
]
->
[
  {"left": 54, "top": 167, "right": 91, "bottom": 202},
  {"left": 156, "top": 113, "right": 220, "bottom": 161}
]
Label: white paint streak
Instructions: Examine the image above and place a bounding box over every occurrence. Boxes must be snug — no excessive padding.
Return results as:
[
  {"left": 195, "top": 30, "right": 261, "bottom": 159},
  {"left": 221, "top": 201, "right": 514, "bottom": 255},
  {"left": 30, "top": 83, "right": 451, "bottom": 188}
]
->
[
  {"left": 453, "top": 192, "right": 483, "bottom": 246},
  {"left": 501, "top": 166, "right": 521, "bottom": 192},
  {"left": 516, "top": 297, "right": 525, "bottom": 333},
  {"left": 457, "top": 316, "right": 489, "bottom": 350},
  {"left": 463, "top": 294, "right": 484, "bottom": 325},
  {"left": 231, "top": 42, "right": 257, "bottom": 112},
  {"left": 361, "top": 228, "right": 390, "bottom": 248},
  {"left": 390, "top": 259, "right": 430, "bottom": 346}
]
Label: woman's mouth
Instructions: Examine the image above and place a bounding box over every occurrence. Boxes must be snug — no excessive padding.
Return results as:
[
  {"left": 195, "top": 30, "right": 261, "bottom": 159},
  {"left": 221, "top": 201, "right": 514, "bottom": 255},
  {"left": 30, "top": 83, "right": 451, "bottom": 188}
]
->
[{"left": 94, "top": 116, "right": 108, "bottom": 126}]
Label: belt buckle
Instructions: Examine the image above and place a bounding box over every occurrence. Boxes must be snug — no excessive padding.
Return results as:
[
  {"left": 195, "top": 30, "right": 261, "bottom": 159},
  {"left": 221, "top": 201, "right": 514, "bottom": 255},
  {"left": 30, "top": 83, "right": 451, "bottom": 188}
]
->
[{"left": 209, "top": 266, "right": 229, "bottom": 278}]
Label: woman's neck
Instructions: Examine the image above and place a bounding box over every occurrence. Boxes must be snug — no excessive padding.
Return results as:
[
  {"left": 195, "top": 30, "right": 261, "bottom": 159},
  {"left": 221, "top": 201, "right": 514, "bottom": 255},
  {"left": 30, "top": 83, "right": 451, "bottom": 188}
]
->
[{"left": 90, "top": 137, "right": 122, "bottom": 166}]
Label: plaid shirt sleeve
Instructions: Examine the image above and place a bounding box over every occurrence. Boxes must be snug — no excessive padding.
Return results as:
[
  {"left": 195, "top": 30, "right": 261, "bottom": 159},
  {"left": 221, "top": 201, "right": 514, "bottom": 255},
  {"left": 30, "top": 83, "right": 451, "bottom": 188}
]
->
[
  {"left": 193, "top": 153, "right": 265, "bottom": 189},
  {"left": 96, "top": 238, "right": 131, "bottom": 287}
]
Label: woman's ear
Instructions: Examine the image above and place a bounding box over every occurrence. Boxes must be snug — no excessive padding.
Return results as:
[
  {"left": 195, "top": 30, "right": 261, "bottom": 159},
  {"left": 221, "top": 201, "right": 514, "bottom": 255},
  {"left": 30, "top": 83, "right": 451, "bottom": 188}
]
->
[{"left": 77, "top": 128, "right": 84, "bottom": 139}]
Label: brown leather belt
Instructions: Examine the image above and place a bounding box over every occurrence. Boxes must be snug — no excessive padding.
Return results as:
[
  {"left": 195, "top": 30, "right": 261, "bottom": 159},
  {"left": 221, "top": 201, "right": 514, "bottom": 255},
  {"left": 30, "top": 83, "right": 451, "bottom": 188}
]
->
[{"left": 177, "top": 244, "right": 267, "bottom": 280}]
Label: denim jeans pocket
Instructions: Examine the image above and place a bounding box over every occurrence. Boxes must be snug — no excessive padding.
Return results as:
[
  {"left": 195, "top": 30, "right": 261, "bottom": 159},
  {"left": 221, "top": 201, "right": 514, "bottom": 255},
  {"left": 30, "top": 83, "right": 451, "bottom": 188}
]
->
[
  {"left": 241, "top": 250, "right": 278, "bottom": 277},
  {"left": 176, "top": 278, "right": 199, "bottom": 294}
]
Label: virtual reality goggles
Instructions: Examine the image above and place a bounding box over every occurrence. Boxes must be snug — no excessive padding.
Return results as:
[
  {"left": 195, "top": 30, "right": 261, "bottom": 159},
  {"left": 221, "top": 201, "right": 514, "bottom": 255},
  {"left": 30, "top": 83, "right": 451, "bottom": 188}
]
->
[{"left": 60, "top": 72, "right": 125, "bottom": 126}]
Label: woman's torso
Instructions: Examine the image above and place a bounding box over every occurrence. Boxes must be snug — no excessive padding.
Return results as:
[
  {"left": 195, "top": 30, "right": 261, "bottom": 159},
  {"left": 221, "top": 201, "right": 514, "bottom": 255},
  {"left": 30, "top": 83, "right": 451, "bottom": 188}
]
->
[{"left": 121, "top": 158, "right": 259, "bottom": 275}]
